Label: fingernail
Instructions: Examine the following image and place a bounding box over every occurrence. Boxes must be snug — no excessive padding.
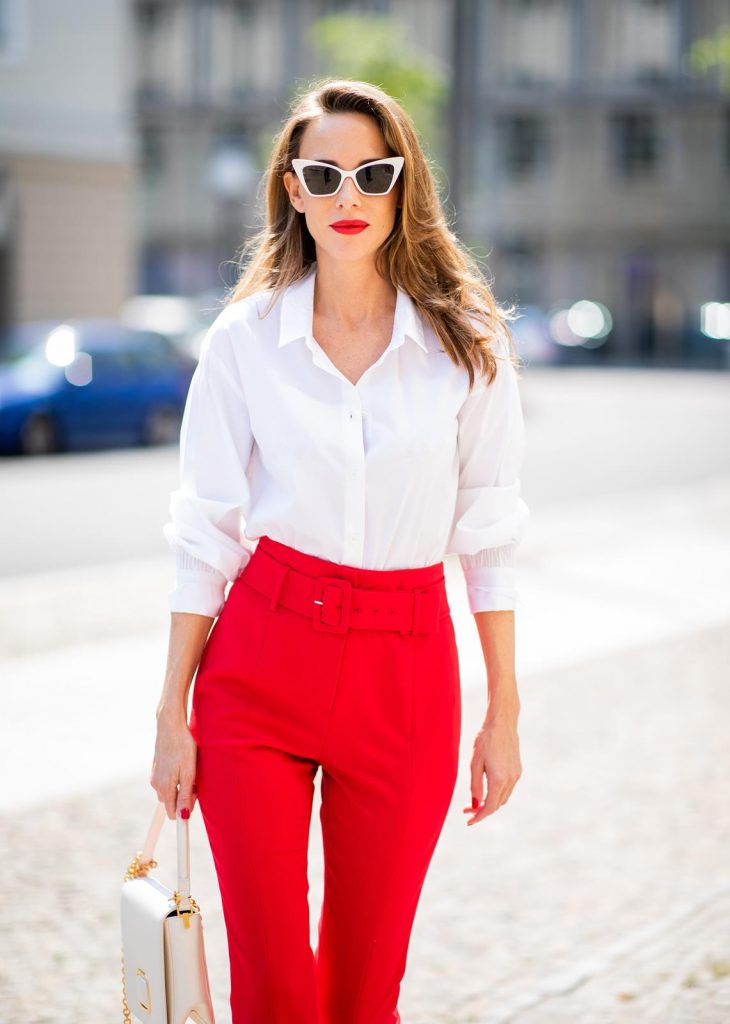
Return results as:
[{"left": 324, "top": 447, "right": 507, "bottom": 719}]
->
[
  {"left": 472, "top": 797, "right": 478, "bottom": 810},
  {"left": 180, "top": 807, "right": 190, "bottom": 819}
]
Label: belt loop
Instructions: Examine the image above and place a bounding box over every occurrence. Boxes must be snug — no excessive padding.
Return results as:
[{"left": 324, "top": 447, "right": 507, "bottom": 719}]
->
[
  {"left": 400, "top": 590, "right": 416, "bottom": 635},
  {"left": 433, "top": 588, "right": 443, "bottom": 632},
  {"left": 413, "top": 590, "right": 426, "bottom": 635},
  {"left": 268, "top": 562, "right": 289, "bottom": 612},
  {"left": 411, "top": 588, "right": 441, "bottom": 634}
]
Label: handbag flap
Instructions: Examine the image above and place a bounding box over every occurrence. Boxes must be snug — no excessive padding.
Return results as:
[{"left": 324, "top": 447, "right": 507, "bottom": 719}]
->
[
  {"left": 121, "top": 874, "right": 175, "bottom": 1024},
  {"left": 164, "top": 912, "right": 216, "bottom": 1024}
]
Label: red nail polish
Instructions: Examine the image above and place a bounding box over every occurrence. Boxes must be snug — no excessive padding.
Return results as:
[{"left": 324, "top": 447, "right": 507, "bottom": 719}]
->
[
  {"left": 180, "top": 807, "right": 190, "bottom": 819},
  {"left": 472, "top": 797, "right": 478, "bottom": 810}
]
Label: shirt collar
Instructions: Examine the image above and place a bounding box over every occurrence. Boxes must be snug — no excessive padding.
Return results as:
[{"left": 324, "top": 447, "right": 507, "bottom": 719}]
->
[{"left": 278, "top": 262, "right": 430, "bottom": 353}]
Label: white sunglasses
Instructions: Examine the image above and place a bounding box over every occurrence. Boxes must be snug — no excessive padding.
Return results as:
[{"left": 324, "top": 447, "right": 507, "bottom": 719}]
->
[{"left": 290, "top": 156, "right": 405, "bottom": 197}]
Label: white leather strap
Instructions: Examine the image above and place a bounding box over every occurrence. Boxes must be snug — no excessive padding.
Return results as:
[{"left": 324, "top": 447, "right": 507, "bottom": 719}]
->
[
  {"left": 140, "top": 801, "right": 167, "bottom": 864},
  {"left": 139, "top": 801, "right": 193, "bottom": 906},
  {"left": 176, "top": 814, "right": 191, "bottom": 899}
]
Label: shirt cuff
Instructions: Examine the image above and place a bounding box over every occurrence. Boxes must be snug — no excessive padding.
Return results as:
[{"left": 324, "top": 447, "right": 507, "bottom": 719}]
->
[
  {"left": 168, "top": 574, "right": 228, "bottom": 617},
  {"left": 460, "top": 564, "right": 518, "bottom": 612},
  {"left": 168, "top": 550, "right": 229, "bottom": 616}
]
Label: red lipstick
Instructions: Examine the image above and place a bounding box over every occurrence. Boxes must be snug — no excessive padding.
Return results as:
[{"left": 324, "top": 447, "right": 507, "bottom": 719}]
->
[{"left": 330, "top": 220, "right": 369, "bottom": 234}]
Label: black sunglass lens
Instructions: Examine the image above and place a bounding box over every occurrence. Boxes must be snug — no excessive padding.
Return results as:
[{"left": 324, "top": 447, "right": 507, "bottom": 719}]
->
[
  {"left": 302, "top": 165, "right": 341, "bottom": 195},
  {"left": 356, "top": 163, "right": 395, "bottom": 194}
]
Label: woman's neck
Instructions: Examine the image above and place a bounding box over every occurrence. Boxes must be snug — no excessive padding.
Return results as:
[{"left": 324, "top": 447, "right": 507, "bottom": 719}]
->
[{"left": 312, "top": 257, "right": 396, "bottom": 331}]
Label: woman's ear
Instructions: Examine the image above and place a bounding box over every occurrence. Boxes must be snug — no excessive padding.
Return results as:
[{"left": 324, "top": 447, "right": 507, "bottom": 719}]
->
[{"left": 283, "top": 170, "right": 305, "bottom": 213}]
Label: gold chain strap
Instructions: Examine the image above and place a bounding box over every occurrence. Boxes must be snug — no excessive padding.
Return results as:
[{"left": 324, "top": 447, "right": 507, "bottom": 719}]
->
[
  {"left": 173, "top": 889, "right": 201, "bottom": 925},
  {"left": 121, "top": 945, "right": 135, "bottom": 1024},
  {"left": 121, "top": 852, "right": 158, "bottom": 1024}
]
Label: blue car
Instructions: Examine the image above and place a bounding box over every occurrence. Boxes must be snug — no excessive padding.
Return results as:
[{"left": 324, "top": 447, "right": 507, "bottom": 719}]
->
[{"left": 0, "top": 319, "right": 197, "bottom": 455}]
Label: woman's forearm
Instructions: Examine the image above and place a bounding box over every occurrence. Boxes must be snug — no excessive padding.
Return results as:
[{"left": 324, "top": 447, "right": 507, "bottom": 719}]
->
[
  {"left": 473, "top": 609, "right": 521, "bottom": 720},
  {"left": 156, "top": 611, "right": 215, "bottom": 721}
]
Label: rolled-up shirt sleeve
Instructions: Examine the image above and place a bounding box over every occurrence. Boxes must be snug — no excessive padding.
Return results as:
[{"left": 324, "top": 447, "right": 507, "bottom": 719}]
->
[
  {"left": 446, "top": 333, "right": 530, "bottom": 612},
  {"left": 162, "top": 316, "right": 254, "bottom": 617}
]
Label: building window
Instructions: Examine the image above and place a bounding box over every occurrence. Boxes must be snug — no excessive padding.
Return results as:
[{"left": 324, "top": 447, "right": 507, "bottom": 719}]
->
[
  {"left": 139, "top": 126, "right": 164, "bottom": 179},
  {"left": 587, "top": 0, "right": 674, "bottom": 84},
  {"left": 232, "top": 0, "right": 256, "bottom": 23},
  {"left": 501, "top": 239, "right": 541, "bottom": 306},
  {"left": 492, "top": 0, "right": 571, "bottom": 87},
  {"left": 0, "top": 0, "right": 25, "bottom": 64},
  {"left": 612, "top": 111, "right": 660, "bottom": 177},
  {"left": 136, "top": 0, "right": 170, "bottom": 33},
  {"left": 496, "top": 114, "right": 548, "bottom": 179}
]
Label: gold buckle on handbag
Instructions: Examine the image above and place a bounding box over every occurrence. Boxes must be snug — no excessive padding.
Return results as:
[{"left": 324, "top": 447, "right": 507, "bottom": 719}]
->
[{"left": 173, "top": 890, "right": 200, "bottom": 928}]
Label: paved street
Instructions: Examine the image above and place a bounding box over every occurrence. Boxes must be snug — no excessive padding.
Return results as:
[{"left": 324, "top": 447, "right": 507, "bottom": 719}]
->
[{"left": 1, "top": 366, "right": 728, "bottom": 1023}]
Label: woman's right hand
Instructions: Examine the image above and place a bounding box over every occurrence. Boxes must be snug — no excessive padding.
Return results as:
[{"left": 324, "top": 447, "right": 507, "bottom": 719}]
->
[{"left": 150, "top": 706, "right": 199, "bottom": 820}]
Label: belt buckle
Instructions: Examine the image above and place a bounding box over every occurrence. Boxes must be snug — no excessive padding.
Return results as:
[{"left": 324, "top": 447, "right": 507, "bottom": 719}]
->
[{"left": 312, "top": 576, "right": 353, "bottom": 633}]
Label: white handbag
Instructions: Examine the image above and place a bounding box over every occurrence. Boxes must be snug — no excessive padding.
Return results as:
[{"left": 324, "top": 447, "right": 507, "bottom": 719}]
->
[{"left": 120, "top": 800, "right": 215, "bottom": 1024}]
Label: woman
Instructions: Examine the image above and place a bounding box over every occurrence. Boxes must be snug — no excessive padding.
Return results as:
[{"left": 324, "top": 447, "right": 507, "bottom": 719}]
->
[{"left": 152, "top": 78, "right": 529, "bottom": 1024}]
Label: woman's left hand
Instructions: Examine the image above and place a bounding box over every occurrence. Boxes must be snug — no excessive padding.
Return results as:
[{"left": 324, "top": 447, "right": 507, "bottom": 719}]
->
[{"left": 463, "top": 709, "right": 522, "bottom": 826}]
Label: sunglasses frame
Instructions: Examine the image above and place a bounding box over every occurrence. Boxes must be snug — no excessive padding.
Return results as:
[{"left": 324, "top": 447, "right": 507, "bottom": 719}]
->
[{"left": 290, "top": 156, "right": 405, "bottom": 197}]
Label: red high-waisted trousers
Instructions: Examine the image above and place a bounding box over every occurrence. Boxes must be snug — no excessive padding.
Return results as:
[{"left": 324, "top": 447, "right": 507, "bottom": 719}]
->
[{"left": 188, "top": 534, "right": 461, "bottom": 1024}]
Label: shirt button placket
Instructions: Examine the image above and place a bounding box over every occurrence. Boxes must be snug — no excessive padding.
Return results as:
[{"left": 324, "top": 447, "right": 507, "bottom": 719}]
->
[{"left": 344, "top": 392, "right": 366, "bottom": 565}]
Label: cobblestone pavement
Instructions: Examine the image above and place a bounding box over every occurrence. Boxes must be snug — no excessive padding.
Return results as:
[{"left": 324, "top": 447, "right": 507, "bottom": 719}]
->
[{"left": 2, "top": 617, "right": 728, "bottom": 1024}]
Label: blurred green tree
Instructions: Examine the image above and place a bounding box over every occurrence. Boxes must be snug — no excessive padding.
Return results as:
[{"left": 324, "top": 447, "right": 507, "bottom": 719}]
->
[{"left": 688, "top": 24, "right": 730, "bottom": 94}]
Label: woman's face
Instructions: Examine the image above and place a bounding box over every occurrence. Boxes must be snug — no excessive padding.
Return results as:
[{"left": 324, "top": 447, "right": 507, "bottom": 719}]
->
[{"left": 283, "top": 111, "right": 401, "bottom": 266}]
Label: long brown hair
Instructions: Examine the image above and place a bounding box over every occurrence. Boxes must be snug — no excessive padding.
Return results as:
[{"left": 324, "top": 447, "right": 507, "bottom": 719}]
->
[{"left": 225, "top": 77, "right": 522, "bottom": 389}]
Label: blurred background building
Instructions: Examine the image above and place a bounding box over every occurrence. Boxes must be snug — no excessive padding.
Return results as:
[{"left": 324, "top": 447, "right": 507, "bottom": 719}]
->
[
  {"left": 454, "top": 0, "right": 730, "bottom": 366},
  {"left": 0, "top": 0, "right": 729, "bottom": 367},
  {"left": 0, "top": 0, "right": 136, "bottom": 324}
]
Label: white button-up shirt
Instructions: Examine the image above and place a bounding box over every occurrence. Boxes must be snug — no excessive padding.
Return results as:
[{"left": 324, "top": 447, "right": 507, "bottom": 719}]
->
[{"left": 163, "top": 262, "right": 529, "bottom": 617}]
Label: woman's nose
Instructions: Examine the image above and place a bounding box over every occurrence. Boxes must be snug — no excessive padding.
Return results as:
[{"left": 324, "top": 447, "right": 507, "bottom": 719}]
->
[{"left": 337, "top": 178, "right": 361, "bottom": 205}]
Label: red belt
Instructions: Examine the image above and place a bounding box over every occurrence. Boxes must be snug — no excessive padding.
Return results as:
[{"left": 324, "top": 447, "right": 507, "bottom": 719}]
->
[{"left": 240, "top": 545, "right": 447, "bottom": 635}]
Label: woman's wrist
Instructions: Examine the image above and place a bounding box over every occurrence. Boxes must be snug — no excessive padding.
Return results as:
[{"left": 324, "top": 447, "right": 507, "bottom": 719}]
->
[
  {"left": 156, "top": 699, "right": 189, "bottom": 724},
  {"left": 484, "top": 686, "right": 520, "bottom": 724},
  {"left": 485, "top": 700, "right": 520, "bottom": 720}
]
